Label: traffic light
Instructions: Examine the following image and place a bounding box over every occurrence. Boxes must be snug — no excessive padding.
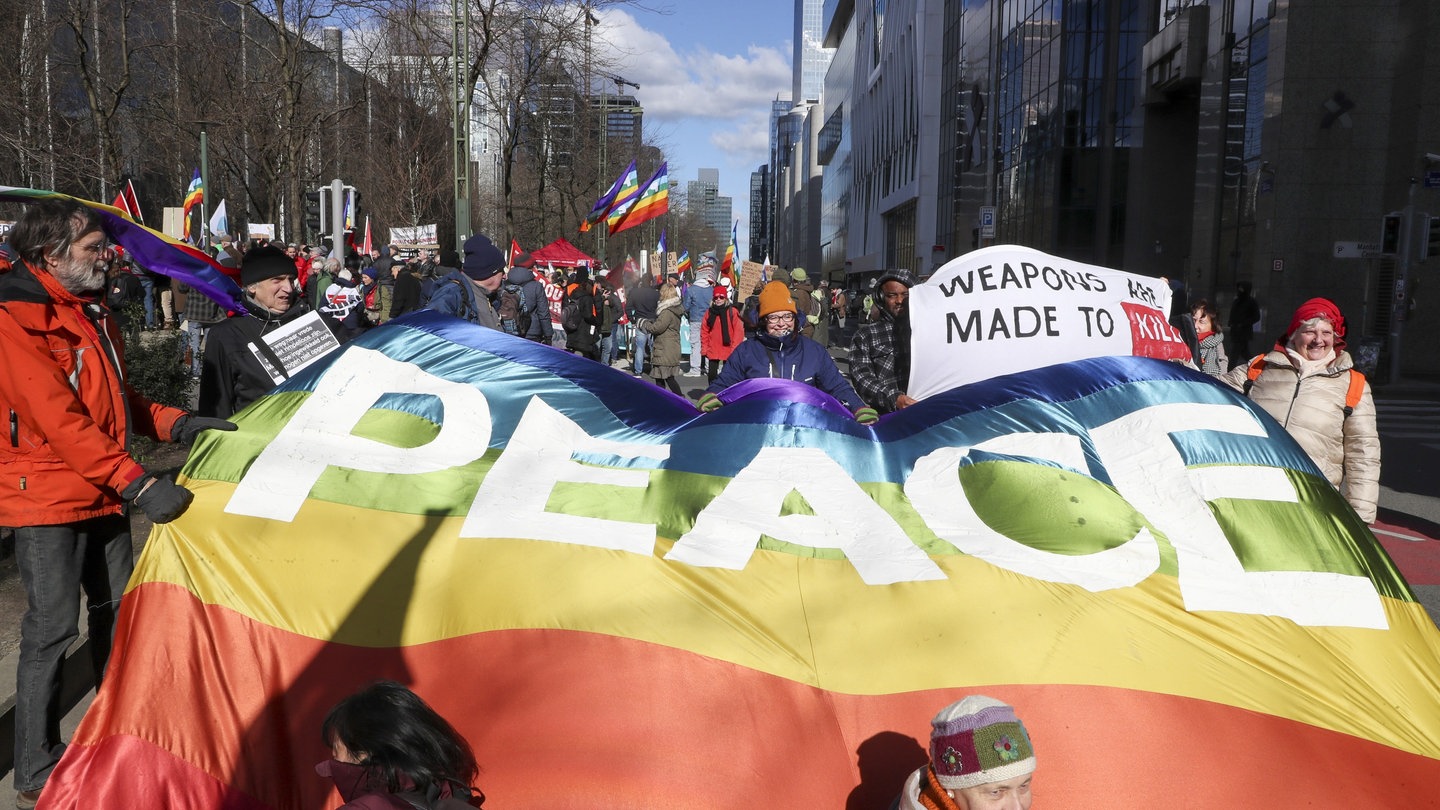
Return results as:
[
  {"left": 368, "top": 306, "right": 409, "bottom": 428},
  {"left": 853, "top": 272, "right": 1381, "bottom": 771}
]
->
[
  {"left": 1380, "top": 212, "right": 1403, "bottom": 255},
  {"left": 1426, "top": 215, "right": 1440, "bottom": 261},
  {"left": 303, "top": 188, "right": 331, "bottom": 239}
]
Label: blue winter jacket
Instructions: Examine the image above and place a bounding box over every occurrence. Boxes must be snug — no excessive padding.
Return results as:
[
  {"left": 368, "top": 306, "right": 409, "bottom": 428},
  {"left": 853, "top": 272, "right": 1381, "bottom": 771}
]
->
[
  {"left": 706, "top": 329, "right": 864, "bottom": 411},
  {"left": 425, "top": 269, "right": 498, "bottom": 328},
  {"left": 683, "top": 281, "right": 713, "bottom": 323}
]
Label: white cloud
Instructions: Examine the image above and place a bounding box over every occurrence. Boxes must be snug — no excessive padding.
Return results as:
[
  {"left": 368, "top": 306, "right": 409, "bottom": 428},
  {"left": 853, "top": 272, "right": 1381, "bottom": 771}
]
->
[
  {"left": 595, "top": 9, "right": 791, "bottom": 167},
  {"left": 711, "top": 109, "right": 774, "bottom": 161}
]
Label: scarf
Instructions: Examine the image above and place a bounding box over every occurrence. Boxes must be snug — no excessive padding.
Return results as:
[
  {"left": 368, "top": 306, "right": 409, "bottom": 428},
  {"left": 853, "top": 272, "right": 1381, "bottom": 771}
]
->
[
  {"left": 1285, "top": 346, "right": 1337, "bottom": 378},
  {"left": 917, "top": 766, "right": 964, "bottom": 810},
  {"left": 705, "top": 303, "right": 734, "bottom": 345}
]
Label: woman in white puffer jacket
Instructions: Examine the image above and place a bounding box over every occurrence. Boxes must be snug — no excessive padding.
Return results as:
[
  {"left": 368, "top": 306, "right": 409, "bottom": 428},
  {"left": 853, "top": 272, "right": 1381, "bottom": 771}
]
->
[{"left": 1216, "top": 297, "right": 1380, "bottom": 522}]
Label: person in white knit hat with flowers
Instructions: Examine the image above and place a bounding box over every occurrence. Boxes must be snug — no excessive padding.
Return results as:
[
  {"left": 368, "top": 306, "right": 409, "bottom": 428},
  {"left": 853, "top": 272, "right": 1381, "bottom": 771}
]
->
[{"left": 893, "top": 695, "right": 1038, "bottom": 810}]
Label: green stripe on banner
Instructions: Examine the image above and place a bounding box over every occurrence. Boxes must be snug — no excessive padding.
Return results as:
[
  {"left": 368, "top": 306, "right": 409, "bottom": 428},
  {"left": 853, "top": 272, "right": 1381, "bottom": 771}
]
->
[{"left": 1210, "top": 469, "right": 1411, "bottom": 601}]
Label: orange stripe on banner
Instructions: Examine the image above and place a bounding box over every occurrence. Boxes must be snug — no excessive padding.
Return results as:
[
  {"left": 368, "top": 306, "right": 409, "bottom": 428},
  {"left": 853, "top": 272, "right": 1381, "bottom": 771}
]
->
[{"left": 54, "top": 583, "right": 1440, "bottom": 809}]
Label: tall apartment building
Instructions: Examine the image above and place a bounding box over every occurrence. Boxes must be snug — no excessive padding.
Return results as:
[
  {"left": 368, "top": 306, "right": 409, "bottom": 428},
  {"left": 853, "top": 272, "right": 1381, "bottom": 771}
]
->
[{"left": 686, "top": 168, "right": 734, "bottom": 240}]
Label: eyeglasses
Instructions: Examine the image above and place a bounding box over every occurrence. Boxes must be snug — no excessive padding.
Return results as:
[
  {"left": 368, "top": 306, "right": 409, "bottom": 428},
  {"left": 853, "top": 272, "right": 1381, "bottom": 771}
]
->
[
  {"left": 765, "top": 312, "right": 796, "bottom": 323},
  {"left": 75, "top": 237, "right": 111, "bottom": 255}
]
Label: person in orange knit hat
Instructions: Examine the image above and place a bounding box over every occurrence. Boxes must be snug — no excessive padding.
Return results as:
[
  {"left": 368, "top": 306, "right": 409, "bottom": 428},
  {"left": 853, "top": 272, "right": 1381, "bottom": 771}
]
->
[{"left": 698, "top": 280, "right": 877, "bottom": 423}]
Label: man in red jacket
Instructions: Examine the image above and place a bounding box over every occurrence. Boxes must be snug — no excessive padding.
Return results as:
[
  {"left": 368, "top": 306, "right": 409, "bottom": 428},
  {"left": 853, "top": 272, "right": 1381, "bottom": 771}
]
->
[{"left": 0, "top": 199, "right": 234, "bottom": 806}]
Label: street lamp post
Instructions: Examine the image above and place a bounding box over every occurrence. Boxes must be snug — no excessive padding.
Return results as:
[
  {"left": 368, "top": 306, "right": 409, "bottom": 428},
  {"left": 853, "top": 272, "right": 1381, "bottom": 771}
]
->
[
  {"left": 452, "top": 0, "right": 472, "bottom": 251},
  {"left": 194, "top": 119, "right": 221, "bottom": 246}
]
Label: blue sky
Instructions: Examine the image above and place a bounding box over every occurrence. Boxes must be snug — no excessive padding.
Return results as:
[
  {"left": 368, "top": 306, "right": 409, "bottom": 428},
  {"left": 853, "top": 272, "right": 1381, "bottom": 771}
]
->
[{"left": 595, "top": 1, "right": 796, "bottom": 262}]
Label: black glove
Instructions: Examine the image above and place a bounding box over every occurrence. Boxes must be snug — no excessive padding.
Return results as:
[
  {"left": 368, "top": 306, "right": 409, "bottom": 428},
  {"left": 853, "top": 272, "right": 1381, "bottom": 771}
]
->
[
  {"left": 172, "top": 414, "right": 238, "bottom": 445},
  {"left": 122, "top": 474, "right": 195, "bottom": 524}
]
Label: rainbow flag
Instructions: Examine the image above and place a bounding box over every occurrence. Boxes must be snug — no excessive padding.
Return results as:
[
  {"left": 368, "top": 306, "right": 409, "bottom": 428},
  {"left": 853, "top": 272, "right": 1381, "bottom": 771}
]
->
[
  {"left": 676, "top": 250, "right": 692, "bottom": 275},
  {"left": 609, "top": 162, "right": 668, "bottom": 236},
  {"left": 581, "top": 160, "right": 636, "bottom": 233},
  {"left": 719, "top": 220, "right": 737, "bottom": 284},
  {"left": 181, "top": 169, "right": 203, "bottom": 242},
  {"left": 0, "top": 185, "right": 244, "bottom": 311},
  {"left": 40, "top": 318, "right": 1440, "bottom": 807}
]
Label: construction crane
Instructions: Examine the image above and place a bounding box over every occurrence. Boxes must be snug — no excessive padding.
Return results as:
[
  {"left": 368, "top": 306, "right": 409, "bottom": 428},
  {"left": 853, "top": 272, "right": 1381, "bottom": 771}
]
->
[
  {"left": 592, "top": 71, "right": 639, "bottom": 264},
  {"left": 595, "top": 70, "right": 639, "bottom": 95}
]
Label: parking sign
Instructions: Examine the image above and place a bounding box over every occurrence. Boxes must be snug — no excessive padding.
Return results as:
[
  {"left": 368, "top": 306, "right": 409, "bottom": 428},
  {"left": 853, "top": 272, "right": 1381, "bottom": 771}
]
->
[{"left": 980, "top": 206, "right": 996, "bottom": 239}]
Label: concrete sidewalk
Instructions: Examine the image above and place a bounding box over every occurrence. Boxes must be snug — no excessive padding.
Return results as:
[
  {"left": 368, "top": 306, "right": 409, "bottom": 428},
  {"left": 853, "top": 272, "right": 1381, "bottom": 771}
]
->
[{"left": 0, "top": 621, "right": 95, "bottom": 807}]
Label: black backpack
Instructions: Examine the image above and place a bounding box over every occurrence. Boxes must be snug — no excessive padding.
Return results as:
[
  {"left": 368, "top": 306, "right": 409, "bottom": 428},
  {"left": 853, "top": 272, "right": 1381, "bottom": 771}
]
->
[
  {"left": 497, "top": 283, "right": 531, "bottom": 336},
  {"left": 561, "top": 296, "right": 584, "bottom": 332},
  {"left": 105, "top": 271, "right": 143, "bottom": 309}
]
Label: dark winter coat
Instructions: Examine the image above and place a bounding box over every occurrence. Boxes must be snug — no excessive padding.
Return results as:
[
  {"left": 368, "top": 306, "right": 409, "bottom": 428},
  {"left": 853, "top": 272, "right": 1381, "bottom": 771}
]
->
[
  {"left": 706, "top": 326, "right": 863, "bottom": 410},
  {"left": 198, "top": 294, "right": 340, "bottom": 419},
  {"left": 565, "top": 281, "right": 601, "bottom": 353}
]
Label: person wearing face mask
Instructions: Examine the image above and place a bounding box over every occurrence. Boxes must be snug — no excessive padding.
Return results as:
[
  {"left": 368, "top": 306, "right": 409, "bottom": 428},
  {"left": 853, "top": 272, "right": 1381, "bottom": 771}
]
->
[
  {"left": 199, "top": 244, "right": 341, "bottom": 419},
  {"left": 317, "top": 680, "right": 483, "bottom": 809},
  {"left": 1216, "top": 297, "right": 1380, "bottom": 522},
  {"left": 698, "top": 281, "right": 877, "bottom": 424},
  {"left": 0, "top": 199, "right": 235, "bottom": 808}
]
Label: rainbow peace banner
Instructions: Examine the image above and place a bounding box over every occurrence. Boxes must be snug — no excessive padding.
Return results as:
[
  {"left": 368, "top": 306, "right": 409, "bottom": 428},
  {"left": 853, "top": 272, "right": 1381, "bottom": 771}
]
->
[
  {"left": 0, "top": 185, "right": 245, "bottom": 311},
  {"left": 44, "top": 312, "right": 1440, "bottom": 808}
]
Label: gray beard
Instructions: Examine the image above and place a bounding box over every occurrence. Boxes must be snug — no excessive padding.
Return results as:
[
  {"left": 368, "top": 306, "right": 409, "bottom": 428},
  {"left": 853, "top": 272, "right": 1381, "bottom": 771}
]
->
[{"left": 54, "top": 259, "right": 106, "bottom": 294}]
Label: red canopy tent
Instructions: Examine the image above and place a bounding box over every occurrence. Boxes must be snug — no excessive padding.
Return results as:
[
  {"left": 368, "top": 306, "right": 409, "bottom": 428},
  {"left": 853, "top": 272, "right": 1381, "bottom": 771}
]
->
[{"left": 530, "top": 237, "right": 595, "bottom": 268}]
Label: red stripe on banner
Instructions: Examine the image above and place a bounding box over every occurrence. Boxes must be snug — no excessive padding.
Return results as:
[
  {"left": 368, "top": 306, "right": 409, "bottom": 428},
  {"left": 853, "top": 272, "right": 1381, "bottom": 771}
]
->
[
  {"left": 48, "top": 583, "right": 1440, "bottom": 809},
  {"left": 43, "top": 734, "right": 273, "bottom": 810}
]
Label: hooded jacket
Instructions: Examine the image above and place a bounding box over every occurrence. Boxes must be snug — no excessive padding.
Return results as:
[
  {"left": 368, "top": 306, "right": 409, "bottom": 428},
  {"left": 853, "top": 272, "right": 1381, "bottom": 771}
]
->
[{"left": 0, "top": 257, "right": 185, "bottom": 525}]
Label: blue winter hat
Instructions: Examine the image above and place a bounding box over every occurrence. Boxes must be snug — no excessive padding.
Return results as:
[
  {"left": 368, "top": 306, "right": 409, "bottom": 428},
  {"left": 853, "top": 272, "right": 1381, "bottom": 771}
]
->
[{"left": 462, "top": 234, "right": 504, "bottom": 281}]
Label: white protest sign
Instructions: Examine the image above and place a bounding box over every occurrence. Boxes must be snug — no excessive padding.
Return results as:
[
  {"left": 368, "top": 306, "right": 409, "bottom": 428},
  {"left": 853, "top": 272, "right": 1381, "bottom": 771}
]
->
[
  {"left": 389, "top": 224, "right": 438, "bottom": 246},
  {"left": 908, "top": 245, "right": 1191, "bottom": 398},
  {"left": 248, "top": 223, "right": 275, "bottom": 239},
  {"left": 246, "top": 310, "right": 343, "bottom": 385}
]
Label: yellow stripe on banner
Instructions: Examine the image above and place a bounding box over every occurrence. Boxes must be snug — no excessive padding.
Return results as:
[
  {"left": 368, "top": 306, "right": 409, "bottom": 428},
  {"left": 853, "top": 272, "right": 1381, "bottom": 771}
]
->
[{"left": 139, "top": 480, "right": 1440, "bottom": 759}]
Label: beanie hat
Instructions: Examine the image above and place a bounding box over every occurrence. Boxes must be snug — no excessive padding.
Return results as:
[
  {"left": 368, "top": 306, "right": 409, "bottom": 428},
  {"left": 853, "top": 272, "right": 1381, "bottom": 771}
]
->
[
  {"left": 712, "top": 285, "right": 729, "bottom": 300},
  {"left": 929, "top": 696, "right": 1036, "bottom": 791},
  {"left": 240, "top": 245, "right": 297, "bottom": 286},
  {"left": 462, "top": 234, "right": 504, "bottom": 281},
  {"left": 757, "top": 280, "right": 796, "bottom": 318},
  {"left": 790, "top": 267, "right": 808, "bottom": 282},
  {"left": 1283, "top": 297, "right": 1346, "bottom": 349},
  {"left": 438, "top": 249, "right": 461, "bottom": 269},
  {"left": 512, "top": 252, "right": 535, "bottom": 268},
  {"left": 573, "top": 266, "right": 590, "bottom": 284}
]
